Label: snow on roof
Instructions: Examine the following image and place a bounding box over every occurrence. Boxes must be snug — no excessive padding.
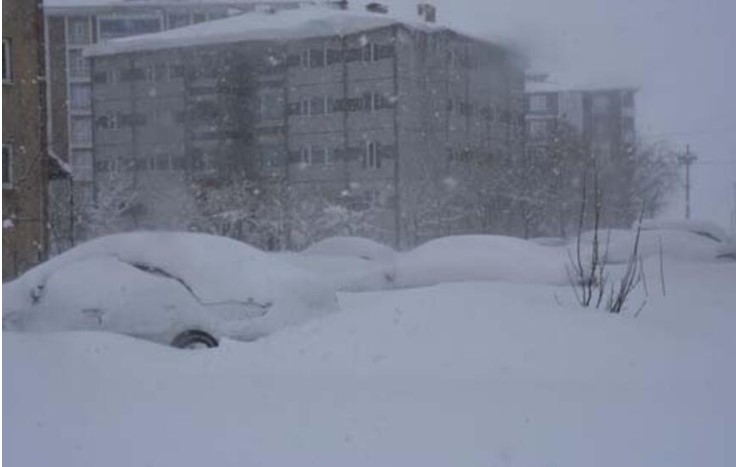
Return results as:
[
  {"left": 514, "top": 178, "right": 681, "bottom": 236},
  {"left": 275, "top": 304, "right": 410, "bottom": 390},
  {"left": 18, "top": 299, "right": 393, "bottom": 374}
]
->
[
  {"left": 85, "top": 7, "right": 446, "bottom": 57},
  {"left": 525, "top": 72, "right": 638, "bottom": 94},
  {"left": 45, "top": 0, "right": 303, "bottom": 11}
]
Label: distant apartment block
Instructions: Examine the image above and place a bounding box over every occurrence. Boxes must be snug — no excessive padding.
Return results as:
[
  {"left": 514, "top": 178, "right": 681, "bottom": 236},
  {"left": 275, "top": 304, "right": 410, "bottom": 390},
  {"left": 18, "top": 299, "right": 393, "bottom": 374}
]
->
[
  {"left": 524, "top": 77, "right": 638, "bottom": 226},
  {"left": 3, "top": 0, "right": 49, "bottom": 279},
  {"left": 84, "top": 6, "right": 525, "bottom": 248},
  {"left": 524, "top": 77, "right": 636, "bottom": 160}
]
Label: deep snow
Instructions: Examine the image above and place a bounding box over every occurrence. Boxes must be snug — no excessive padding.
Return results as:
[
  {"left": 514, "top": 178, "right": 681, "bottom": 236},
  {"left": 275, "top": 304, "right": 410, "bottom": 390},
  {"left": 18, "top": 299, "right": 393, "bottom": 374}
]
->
[{"left": 4, "top": 257, "right": 735, "bottom": 467}]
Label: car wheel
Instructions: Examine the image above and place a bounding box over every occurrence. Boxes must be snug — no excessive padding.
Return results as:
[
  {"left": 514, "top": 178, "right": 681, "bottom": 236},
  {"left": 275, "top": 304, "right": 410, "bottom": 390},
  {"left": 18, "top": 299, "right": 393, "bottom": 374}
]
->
[{"left": 171, "top": 330, "right": 219, "bottom": 349}]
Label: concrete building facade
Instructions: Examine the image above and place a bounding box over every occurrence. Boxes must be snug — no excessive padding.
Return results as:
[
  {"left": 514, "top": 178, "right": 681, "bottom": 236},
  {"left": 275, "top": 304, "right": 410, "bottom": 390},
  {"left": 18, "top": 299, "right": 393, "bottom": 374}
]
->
[
  {"left": 85, "top": 8, "right": 525, "bottom": 249},
  {"left": 43, "top": 0, "right": 305, "bottom": 251}
]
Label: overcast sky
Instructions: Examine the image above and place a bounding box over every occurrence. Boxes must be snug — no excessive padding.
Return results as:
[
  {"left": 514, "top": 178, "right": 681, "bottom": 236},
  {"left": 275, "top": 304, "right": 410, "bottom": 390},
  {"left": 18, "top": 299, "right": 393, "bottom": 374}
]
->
[{"left": 376, "top": 0, "right": 736, "bottom": 230}]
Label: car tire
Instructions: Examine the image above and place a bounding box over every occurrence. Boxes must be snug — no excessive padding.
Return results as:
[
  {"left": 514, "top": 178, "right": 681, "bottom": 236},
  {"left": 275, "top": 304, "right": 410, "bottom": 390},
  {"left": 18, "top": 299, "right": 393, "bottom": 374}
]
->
[{"left": 171, "top": 330, "right": 219, "bottom": 349}]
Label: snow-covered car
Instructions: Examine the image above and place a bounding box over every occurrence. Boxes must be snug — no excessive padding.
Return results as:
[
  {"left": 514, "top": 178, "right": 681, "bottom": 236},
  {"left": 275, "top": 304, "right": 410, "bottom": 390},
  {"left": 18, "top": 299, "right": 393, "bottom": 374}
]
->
[
  {"left": 281, "top": 236, "right": 398, "bottom": 292},
  {"left": 393, "top": 235, "right": 569, "bottom": 288},
  {"left": 582, "top": 220, "right": 734, "bottom": 264},
  {"left": 2, "top": 232, "right": 339, "bottom": 348}
]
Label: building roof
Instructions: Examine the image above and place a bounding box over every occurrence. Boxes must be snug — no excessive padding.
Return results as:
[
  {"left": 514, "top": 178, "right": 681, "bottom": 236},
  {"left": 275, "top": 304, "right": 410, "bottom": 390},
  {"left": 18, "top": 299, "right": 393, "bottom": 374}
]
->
[
  {"left": 525, "top": 72, "right": 638, "bottom": 94},
  {"left": 84, "top": 7, "right": 454, "bottom": 57},
  {"left": 44, "top": 0, "right": 306, "bottom": 15}
]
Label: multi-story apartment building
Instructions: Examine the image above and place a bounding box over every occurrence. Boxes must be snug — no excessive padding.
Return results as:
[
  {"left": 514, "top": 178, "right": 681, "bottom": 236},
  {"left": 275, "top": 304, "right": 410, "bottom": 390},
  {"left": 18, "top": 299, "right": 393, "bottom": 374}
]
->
[
  {"left": 46, "top": 0, "right": 306, "bottom": 179},
  {"left": 44, "top": 0, "right": 306, "bottom": 250},
  {"left": 2, "top": 0, "right": 49, "bottom": 279},
  {"left": 525, "top": 78, "right": 636, "bottom": 159},
  {"left": 85, "top": 6, "right": 525, "bottom": 248},
  {"left": 524, "top": 77, "right": 638, "bottom": 226}
]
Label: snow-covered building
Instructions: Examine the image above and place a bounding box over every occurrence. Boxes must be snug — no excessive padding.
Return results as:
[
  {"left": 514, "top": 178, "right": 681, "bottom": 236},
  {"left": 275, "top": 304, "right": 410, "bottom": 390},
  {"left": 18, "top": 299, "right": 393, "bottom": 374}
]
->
[
  {"left": 524, "top": 75, "right": 638, "bottom": 227},
  {"left": 524, "top": 77, "right": 636, "bottom": 158},
  {"left": 44, "top": 0, "right": 307, "bottom": 251},
  {"left": 46, "top": 0, "right": 306, "bottom": 182},
  {"left": 84, "top": 5, "right": 525, "bottom": 248}
]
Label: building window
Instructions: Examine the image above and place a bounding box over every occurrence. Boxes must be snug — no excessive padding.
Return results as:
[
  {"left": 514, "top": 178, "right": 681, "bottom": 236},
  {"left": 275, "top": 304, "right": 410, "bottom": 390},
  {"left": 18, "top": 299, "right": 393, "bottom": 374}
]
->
[
  {"left": 2, "top": 39, "right": 11, "bottom": 83},
  {"left": 69, "top": 83, "right": 91, "bottom": 110},
  {"left": 260, "top": 92, "right": 284, "bottom": 121},
  {"left": 96, "top": 112, "right": 119, "bottom": 130},
  {"left": 70, "top": 118, "right": 92, "bottom": 145},
  {"left": 2, "top": 144, "right": 12, "bottom": 188},
  {"left": 98, "top": 16, "right": 162, "bottom": 40},
  {"left": 363, "top": 141, "right": 380, "bottom": 169},
  {"left": 362, "top": 43, "right": 376, "bottom": 62},
  {"left": 300, "top": 48, "right": 327, "bottom": 68},
  {"left": 300, "top": 145, "right": 333, "bottom": 166},
  {"left": 529, "top": 94, "right": 548, "bottom": 113},
  {"left": 93, "top": 69, "right": 116, "bottom": 85},
  {"left": 68, "top": 49, "right": 90, "bottom": 79},
  {"left": 299, "top": 97, "right": 311, "bottom": 116},
  {"left": 364, "top": 93, "right": 379, "bottom": 112},
  {"left": 67, "top": 17, "right": 91, "bottom": 45},
  {"left": 71, "top": 150, "right": 93, "bottom": 181},
  {"left": 168, "top": 12, "right": 191, "bottom": 29}
]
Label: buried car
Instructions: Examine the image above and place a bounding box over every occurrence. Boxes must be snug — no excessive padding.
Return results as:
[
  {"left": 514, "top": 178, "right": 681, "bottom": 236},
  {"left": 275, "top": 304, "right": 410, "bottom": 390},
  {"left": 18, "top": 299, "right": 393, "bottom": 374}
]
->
[{"left": 2, "top": 232, "right": 339, "bottom": 348}]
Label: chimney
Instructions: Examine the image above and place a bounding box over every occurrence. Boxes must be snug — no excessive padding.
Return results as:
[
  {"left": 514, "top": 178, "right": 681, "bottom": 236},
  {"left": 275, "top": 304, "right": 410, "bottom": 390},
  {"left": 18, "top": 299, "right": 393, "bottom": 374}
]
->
[
  {"left": 366, "top": 2, "right": 389, "bottom": 14},
  {"left": 417, "top": 3, "right": 436, "bottom": 23}
]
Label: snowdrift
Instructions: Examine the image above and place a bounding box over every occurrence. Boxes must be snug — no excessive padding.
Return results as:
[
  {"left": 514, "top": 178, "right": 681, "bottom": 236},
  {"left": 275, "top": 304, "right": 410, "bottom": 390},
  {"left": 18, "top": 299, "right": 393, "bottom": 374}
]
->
[{"left": 394, "top": 235, "right": 569, "bottom": 287}]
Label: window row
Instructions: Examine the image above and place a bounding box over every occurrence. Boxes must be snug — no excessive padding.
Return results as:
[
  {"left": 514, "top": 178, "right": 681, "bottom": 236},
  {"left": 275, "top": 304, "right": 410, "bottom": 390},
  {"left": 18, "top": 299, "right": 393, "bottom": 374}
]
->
[
  {"left": 92, "top": 43, "right": 395, "bottom": 87},
  {"left": 96, "top": 154, "right": 210, "bottom": 173},
  {"left": 93, "top": 63, "right": 185, "bottom": 85},
  {"left": 447, "top": 99, "right": 524, "bottom": 125},
  {"left": 96, "top": 109, "right": 183, "bottom": 130},
  {"left": 289, "top": 141, "right": 395, "bottom": 169},
  {"left": 283, "top": 93, "right": 396, "bottom": 119},
  {"left": 291, "top": 43, "right": 396, "bottom": 69}
]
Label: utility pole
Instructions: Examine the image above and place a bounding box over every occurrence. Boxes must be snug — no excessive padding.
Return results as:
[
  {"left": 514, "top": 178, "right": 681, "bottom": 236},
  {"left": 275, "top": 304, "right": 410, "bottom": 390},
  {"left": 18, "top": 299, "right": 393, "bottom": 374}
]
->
[
  {"left": 732, "top": 181, "right": 736, "bottom": 235},
  {"left": 678, "top": 145, "right": 697, "bottom": 219}
]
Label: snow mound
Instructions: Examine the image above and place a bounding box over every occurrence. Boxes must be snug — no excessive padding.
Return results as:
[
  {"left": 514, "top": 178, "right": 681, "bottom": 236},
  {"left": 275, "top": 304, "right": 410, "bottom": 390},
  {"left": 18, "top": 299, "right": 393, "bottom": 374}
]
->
[
  {"left": 302, "top": 236, "right": 396, "bottom": 262},
  {"left": 638, "top": 219, "right": 731, "bottom": 243},
  {"left": 394, "top": 235, "right": 568, "bottom": 287},
  {"left": 604, "top": 229, "right": 722, "bottom": 264}
]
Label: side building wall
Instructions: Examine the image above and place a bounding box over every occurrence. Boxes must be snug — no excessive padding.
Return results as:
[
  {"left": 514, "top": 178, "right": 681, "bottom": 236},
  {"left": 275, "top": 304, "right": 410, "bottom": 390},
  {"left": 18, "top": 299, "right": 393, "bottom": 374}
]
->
[{"left": 2, "top": 0, "right": 48, "bottom": 279}]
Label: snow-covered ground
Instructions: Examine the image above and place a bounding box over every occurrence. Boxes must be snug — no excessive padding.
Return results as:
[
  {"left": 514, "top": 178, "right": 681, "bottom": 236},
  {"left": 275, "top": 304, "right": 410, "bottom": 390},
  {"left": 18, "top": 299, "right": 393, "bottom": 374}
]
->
[{"left": 4, "top": 254, "right": 735, "bottom": 467}]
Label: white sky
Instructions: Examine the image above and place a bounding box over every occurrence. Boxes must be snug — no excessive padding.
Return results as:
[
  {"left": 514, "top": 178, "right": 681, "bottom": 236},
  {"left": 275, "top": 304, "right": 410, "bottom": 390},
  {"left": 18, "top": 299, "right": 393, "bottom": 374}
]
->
[{"left": 376, "top": 0, "right": 736, "bottom": 231}]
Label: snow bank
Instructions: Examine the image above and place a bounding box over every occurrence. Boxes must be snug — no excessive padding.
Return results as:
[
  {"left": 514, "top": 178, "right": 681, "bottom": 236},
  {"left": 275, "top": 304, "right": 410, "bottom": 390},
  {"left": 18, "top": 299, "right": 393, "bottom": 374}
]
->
[
  {"left": 4, "top": 259, "right": 735, "bottom": 467},
  {"left": 394, "top": 235, "right": 569, "bottom": 287}
]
